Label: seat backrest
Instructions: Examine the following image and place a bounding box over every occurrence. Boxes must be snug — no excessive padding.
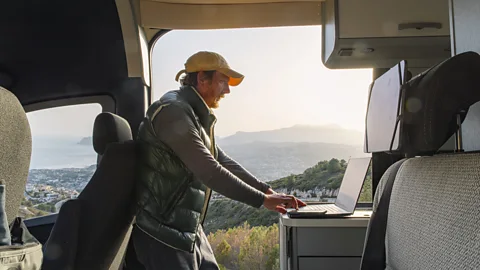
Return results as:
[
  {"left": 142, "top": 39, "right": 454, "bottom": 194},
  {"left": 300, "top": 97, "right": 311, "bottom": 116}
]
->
[
  {"left": 0, "top": 87, "right": 31, "bottom": 225},
  {"left": 401, "top": 51, "right": 480, "bottom": 157},
  {"left": 377, "top": 153, "right": 480, "bottom": 269},
  {"left": 76, "top": 141, "right": 137, "bottom": 270},
  {"left": 43, "top": 112, "right": 136, "bottom": 270},
  {"left": 369, "top": 52, "right": 480, "bottom": 269}
]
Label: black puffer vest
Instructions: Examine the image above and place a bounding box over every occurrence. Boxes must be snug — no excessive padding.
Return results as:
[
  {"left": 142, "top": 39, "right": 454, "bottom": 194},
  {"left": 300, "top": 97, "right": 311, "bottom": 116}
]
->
[{"left": 135, "top": 86, "right": 217, "bottom": 252}]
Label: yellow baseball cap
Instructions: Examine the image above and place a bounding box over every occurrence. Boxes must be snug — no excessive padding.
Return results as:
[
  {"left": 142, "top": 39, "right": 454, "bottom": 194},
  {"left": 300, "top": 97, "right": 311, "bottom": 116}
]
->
[{"left": 175, "top": 51, "right": 244, "bottom": 86}]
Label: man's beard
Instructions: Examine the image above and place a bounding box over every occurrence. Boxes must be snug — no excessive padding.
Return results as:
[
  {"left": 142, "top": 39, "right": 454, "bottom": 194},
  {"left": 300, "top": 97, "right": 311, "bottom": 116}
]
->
[{"left": 209, "top": 94, "right": 225, "bottom": 109}]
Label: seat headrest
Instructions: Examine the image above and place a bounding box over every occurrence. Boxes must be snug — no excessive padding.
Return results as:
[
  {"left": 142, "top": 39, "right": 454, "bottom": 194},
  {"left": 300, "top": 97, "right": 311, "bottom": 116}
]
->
[
  {"left": 0, "top": 87, "right": 31, "bottom": 224},
  {"left": 401, "top": 51, "right": 480, "bottom": 156},
  {"left": 93, "top": 112, "right": 132, "bottom": 155}
]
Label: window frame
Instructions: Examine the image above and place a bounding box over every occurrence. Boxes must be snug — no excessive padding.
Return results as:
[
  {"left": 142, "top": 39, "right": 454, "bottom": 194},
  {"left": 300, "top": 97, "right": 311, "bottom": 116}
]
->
[
  {"left": 147, "top": 29, "right": 171, "bottom": 105},
  {"left": 24, "top": 95, "right": 114, "bottom": 114}
]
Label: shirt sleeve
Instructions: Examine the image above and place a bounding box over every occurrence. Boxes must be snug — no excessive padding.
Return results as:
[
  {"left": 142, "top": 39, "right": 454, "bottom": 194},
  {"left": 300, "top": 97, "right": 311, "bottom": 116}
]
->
[
  {"left": 217, "top": 146, "right": 271, "bottom": 193},
  {"left": 152, "top": 104, "right": 266, "bottom": 208}
]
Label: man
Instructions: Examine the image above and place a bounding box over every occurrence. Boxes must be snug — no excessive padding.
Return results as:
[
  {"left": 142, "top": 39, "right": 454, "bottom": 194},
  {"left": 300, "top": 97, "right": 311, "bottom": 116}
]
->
[{"left": 133, "top": 51, "right": 306, "bottom": 269}]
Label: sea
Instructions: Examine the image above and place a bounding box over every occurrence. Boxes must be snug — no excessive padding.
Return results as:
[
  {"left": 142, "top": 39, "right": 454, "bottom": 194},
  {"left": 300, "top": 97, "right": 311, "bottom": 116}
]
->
[{"left": 30, "top": 136, "right": 97, "bottom": 170}]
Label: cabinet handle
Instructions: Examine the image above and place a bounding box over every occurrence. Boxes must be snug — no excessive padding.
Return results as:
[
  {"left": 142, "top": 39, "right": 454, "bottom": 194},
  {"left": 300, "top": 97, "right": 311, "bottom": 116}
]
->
[{"left": 398, "top": 22, "right": 442, "bottom": 30}]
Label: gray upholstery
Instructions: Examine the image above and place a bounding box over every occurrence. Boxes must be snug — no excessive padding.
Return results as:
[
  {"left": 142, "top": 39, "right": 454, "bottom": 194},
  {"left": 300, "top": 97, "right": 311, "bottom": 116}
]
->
[
  {"left": 0, "top": 87, "right": 31, "bottom": 225},
  {"left": 43, "top": 113, "right": 136, "bottom": 270},
  {"left": 374, "top": 153, "right": 480, "bottom": 270},
  {"left": 93, "top": 112, "right": 132, "bottom": 155}
]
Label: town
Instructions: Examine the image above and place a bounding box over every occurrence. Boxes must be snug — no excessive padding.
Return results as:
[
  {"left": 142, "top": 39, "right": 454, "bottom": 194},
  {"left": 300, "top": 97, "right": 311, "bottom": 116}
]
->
[{"left": 20, "top": 165, "right": 96, "bottom": 218}]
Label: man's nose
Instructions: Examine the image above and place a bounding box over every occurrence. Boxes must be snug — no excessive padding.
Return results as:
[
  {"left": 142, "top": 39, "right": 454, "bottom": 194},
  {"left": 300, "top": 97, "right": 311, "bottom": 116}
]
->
[{"left": 224, "top": 86, "right": 231, "bottom": 94}]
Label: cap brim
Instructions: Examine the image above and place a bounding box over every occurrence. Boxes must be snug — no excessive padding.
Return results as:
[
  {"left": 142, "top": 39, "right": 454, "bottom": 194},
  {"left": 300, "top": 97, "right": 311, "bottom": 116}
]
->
[{"left": 218, "top": 68, "right": 244, "bottom": 86}]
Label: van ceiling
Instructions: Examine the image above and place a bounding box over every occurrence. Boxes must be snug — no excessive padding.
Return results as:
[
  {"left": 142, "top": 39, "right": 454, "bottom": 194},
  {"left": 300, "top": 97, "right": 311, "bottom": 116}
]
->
[
  {"left": 148, "top": 0, "right": 321, "bottom": 3},
  {"left": 0, "top": 0, "right": 128, "bottom": 106},
  {"left": 139, "top": 0, "right": 323, "bottom": 30}
]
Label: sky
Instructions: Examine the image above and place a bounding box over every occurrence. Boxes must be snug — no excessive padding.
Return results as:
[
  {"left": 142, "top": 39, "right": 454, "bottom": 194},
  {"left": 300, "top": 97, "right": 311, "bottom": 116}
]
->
[
  {"left": 27, "top": 103, "right": 102, "bottom": 137},
  {"left": 152, "top": 26, "right": 372, "bottom": 137},
  {"left": 27, "top": 25, "right": 372, "bottom": 138}
]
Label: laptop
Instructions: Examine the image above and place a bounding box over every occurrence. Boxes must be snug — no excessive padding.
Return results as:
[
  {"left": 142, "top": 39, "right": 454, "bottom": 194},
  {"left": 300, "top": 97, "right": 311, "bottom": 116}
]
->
[{"left": 287, "top": 157, "right": 371, "bottom": 218}]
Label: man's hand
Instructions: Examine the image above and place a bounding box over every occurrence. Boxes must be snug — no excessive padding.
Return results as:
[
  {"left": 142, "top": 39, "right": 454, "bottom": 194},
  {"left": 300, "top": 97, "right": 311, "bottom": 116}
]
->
[{"left": 263, "top": 194, "right": 307, "bottom": 214}]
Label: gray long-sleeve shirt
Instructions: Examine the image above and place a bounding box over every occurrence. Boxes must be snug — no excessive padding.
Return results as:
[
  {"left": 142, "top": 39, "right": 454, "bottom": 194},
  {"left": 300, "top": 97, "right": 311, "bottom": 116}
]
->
[{"left": 152, "top": 104, "right": 269, "bottom": 208}]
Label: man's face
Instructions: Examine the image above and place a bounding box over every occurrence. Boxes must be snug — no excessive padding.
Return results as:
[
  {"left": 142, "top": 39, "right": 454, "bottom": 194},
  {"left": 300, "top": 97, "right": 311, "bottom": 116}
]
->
[{"left": 198, "top": 71, "right": 231, "bottom": 109}]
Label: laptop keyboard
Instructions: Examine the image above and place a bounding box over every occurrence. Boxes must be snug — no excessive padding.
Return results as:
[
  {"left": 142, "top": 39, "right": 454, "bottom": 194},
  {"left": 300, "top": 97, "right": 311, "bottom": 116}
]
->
[{"left": 300, "top": 204, "right": 346, "bottom": 213}]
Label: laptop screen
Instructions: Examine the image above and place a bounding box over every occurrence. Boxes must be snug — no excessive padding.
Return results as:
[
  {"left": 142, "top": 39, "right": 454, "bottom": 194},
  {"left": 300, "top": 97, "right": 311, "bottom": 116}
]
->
[{"left": 334, "top": 157, "right": 371, "bottom": 212}]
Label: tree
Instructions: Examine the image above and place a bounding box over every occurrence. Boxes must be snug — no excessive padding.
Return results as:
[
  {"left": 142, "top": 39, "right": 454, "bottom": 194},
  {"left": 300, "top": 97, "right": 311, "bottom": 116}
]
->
[
  {"left": 21, "top": 198, "right": 33, "bottom": 207},
  {"left": 265, "top": 244, "right": 280, "bottom": 270},
  {"left": 215, "top": 239, "right": 232, "bottom": 266},
  {"left": 286, "top": 175, "right": 295, "bottom": 192},
  {"left": 238, "top": 227, "right": 264, "bottom": 269},
  {"left": 36, "top": 204, "right": 50, "bottom": 212},
  {"left": 359, "top": 176, "right": 372, "bottom": 203},
  {"left": 327, "top": 158, "right": 341, "bottom": 173}
]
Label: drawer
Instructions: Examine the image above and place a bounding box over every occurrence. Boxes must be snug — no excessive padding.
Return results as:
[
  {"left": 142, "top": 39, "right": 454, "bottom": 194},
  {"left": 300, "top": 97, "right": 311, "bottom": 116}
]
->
[
  {"left": 298, "top": 257, "right": 361, "bottom": 270},
  {"left": 295, "top": 227, "right": 367, "bottom": 256}
]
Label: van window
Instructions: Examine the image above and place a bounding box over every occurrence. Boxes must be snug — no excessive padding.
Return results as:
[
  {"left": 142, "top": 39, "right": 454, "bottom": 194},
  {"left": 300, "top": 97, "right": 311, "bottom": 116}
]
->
[
  {"left": 151, "top": 26, "right": 372, "bottom": 269},
  {"left": 20, "top": 103, "right": 102, "bottom": 219}
]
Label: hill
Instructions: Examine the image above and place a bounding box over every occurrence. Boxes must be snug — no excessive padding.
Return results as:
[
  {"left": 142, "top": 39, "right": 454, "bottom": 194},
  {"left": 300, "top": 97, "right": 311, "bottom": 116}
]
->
[
  {"left": 204, "top": 158, "right": 372, "bottom": 234},
  {"left": 268, "top": 158, "right": 370, "bottom": 191},
  {"left": 219, "top": 141, "right": 367, "bottom": 181},
  {"left": 218, "top": 124, "right": 364, "bottom": 146}
]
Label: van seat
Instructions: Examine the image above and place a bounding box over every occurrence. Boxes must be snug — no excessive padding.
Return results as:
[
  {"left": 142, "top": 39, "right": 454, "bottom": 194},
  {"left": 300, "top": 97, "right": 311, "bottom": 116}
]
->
[
  {"left": 0, "top": 86, "right": 31, "bottom": 225},
  {"left": 43, "top": 112, "right": 136, "bottom": 270},
  {"left": 375, "top": 153, "right": 480, "bottom": 269},
  {"left": 363, "top": 52, "right": 480, "bottom": 270}
]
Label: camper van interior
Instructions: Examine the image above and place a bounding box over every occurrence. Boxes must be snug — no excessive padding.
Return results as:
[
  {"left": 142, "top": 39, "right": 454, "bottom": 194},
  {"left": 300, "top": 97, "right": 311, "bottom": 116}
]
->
[{"left": 0, "top": 0, "right": 479, "bottom": 269}]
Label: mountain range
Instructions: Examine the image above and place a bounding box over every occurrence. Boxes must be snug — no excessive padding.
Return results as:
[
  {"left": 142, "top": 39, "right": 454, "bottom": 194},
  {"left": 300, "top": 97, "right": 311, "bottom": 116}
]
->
[
  {"left": 75, "top": 124, "right": 367, "bottom": 181},
  {"left": 77, "top": 124, "right": 364, "bottom": 147},
  {"left": 216, "top": 125, "right": 366, "bottom": 180},
  {"left": 216, "top": 124, "right": 364, "bottom": 146}
]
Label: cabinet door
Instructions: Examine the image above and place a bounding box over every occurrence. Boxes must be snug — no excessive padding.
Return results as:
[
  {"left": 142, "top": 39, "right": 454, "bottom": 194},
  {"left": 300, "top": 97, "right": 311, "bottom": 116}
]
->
[
  {"left": 338, "top": 0, "right": 450, "bottom": 38},
  {"left": 296, "top": 227, "right": 367, "bottom": 256},
  {"left": 298, "top": 257, "right": 361, "bottom": 270}
]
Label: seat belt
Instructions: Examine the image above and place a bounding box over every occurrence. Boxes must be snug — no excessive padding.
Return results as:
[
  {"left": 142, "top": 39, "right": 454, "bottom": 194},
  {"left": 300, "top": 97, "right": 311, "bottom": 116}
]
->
[{"left": 360, "top": 158, "right": 407, "bottom": 270}]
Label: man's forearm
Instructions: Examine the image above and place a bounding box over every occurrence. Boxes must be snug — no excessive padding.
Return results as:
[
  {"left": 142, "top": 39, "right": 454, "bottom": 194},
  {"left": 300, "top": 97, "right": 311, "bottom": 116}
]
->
[
  {"left": 153, "top": 105, "right": 266, "bottom": 208},
  {"left": 217, "top": 147, "right": 271, "bottom": 193},
  {"left": 199, "top": 159, "right": 266, "bottom": 208},
  {"left": 165, "top": 142, "right": 265, "bottom": 208}
]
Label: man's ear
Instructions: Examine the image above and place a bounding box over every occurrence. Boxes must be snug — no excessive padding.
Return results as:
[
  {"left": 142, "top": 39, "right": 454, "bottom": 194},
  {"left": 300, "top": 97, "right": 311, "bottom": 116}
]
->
[
  {"left": 196, "top": 71, "right": 204, "bottom": 84},
  {"left": 197, "top": 71, "right": 212, "bottom": 86}
]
